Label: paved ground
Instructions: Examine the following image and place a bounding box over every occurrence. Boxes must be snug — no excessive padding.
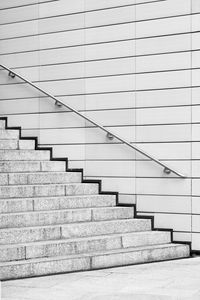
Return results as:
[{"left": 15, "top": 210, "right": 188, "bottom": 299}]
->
[{"left": 2, "top": 257, "right": 200, "bottom": 300}]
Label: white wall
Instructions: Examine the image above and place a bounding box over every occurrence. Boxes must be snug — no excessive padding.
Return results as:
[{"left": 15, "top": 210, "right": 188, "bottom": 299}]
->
[{"left": 0, "top": 0, "right": 200, "bottom": 250}]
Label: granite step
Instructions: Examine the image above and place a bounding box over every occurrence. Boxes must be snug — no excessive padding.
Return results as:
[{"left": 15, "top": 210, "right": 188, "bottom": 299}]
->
[
  {"left": 0, "top": 231, "right": 172, "bottom": 262},
  {"left": 0, "top": 219, "right": 152, "bottom": 244},
  {"left": 0, "top": 139, "right": 35, "bottom": 150},
  {"left": 0, "top": 207, "right": 134, "bottom": 228},
  {"left": 0, "top": 120, "right": 6, "bottom": 129},
  {"left": 8, "top": 172, "right": 82, "bottom": 185},
  {"left": 0, "top": 161, "right": 66, "bottom": 173},
  {"left": 0, "top": 183, "right": 99, "bottom": 199},
  {"left": 0, "top": 172, "right": 82, "bottom": 186},
  {"left": 0, "top": 243, "right": 190, "bottom": 280},
  {"left": 0, "top": 195, "right": 117, "bottom": 213},
  {"left": 0, "top": 130, "right": 19, "bottom": 140},
  {"left": 0, "top": 150, "right": 50, "bottom": 161},
  {"left": 0, "top": 140, "right": 18, "bottom": 150}
]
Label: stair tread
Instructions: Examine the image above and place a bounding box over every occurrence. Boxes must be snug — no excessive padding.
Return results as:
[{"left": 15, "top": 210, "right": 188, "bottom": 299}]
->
[
  {"left": 0, "top": 218, "right": 149, "bottom": 231},
  {"left": 0, "top": 206, "right": 131, "bottom": 216},
  {"left": 5, "top": 171, "right": 80, "bottom": 175},
  {"left": 0, "top": 194, "right": 115, "bottom": 201},
  {"left": 0, "top": 243, "right": 189, "bottom": 267},
  {"left": 0, "top": 183, "right": 96, "bottom": 187},
  {"left": 0, "top": 231, "right": 170, "bottom": 249}
]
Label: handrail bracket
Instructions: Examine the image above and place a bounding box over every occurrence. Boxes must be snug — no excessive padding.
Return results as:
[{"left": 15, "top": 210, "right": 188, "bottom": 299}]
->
[
  {"left": 55, "top": 100, "right": 62, "bottom": 107},
  {"left": 106, "top": 132, "right": 114, "bottom": 140},
  {"left": 8, "top": 71, "right": 15, "bottom": 79},
  {"left": 164, "top": 167, "right": 171, "bottom": 175}
]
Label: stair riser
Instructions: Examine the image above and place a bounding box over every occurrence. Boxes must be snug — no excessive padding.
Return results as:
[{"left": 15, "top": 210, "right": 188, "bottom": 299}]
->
[
  {"left": 0, "top": 139, "right": 35, "bottom": 150},
  {"left": 0, "top": 173, "right": 82, "bottom": 185},
  {"left": 0, "top": 196, "right": 116, "bottom": 213},
  {"left": 33, "top": 195, "right": 116, "bottom": 211},
  {"left": 0, "top": 140, "right": 18, "bottom": 150},
  {"left": 0, "top": 227, "right": 61, "bottom": 245},
  {"left": 0, "top": 150, "right": 50, "bottom": 161},
  {"left": 0, "top": 207, "right": 133, "bottom": 228},
  {"left": 0, "top": 121, "right": 5, "bottom": 129},
  {"left": 62, "top": 219, "right": 152, "bottom": 239},
  {"left": 0, "top": 210, "right": 92, "bottom": 228},
  {"left": 8, "top": 173, "right": 82, "bottom": 185},
  {"left": 0, "top": 130, "right": 19, "bottom": 139},
  {"left": 0, "top": 184, "right": 99, "bottom": 199},
  {"left": 0, "top": 199, "right": 33, "bottom": 213},
  {"left": 1, "top": 237, "right": 121, "bottom": 262},
  {"left": 92, "top": 245, "right": 190, "bottom": 269},
  {"left": 0, "top": 257, "right": 90, "bottom": 280},
  {"left": 0, "top": 220, "right": 151, "bottom": 244},
  {"left": 0, "top": 232, "right": 171, "bottom": 262},
  {"left": 122, "top": 232, "right": 171, "bottom": 248},
  {"left": 19, "top": 140, "right": 35, "bottom": 150},
  {"left": 0, "top": 161, "right": 66, "bottom": 173},
  {"left": 0, "top": 140, "right": 35, "bottom": 150},
  {"left": 0, "top": 245, "right": 189, "bottom": 280}
]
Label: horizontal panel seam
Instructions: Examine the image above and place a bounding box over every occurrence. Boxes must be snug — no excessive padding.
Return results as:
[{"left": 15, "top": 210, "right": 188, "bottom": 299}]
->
[{"left": 0, "top": 0, "right": 166, "bottom": 26}]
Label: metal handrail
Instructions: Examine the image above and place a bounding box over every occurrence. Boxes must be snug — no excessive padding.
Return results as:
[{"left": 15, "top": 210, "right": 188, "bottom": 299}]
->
[{"left": 0, "top": 63, "right": 186, "bottom": 178}]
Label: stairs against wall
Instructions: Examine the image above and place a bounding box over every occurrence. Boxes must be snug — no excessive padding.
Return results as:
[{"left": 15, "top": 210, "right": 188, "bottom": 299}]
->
[{"left": 0, "top": 117, "right": 190, "bottom": 280}]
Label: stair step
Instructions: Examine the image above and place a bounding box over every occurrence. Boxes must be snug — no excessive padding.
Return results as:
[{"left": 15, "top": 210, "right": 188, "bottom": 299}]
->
[
  {"left": 0, "top": 150, "right": 50, "bottom": 161},
  {"left": 0, "top": 140, "right": 18, "bottom": 150},
  {"left": 0, "top": 183, "right": 99, "bottom": 199},
  {"left": 0, "top": 172, "right": 82, "bottom": 186},
  {"left": 0, "top": 161, "right": 66, "bottom": 173},
  {"left": 0, "top": 207, "right": 134, "bottom": 228},
  {"left": 0, "top": 140, "right": 35, "bottom": 150},
  {"left": 0, "top": 231, "right": 172, "bottom": 262},
  {"left": 0, "top": 243, "right": 190, "bottom": 280},
  {"left": 19, "top": 140, "right": 35, "bottom": 150},
  {"left": 0, "top": 130, "right": 19, "bottom": 139},
  {"left": 0, "top": 120, "right": 6, "bottom": 129},
  {"left": 8, "top": 172, "right": 82, "bottom": 185},
  {"left": 0, "top": 195, "right": 117, "bottom": 213},
  {"left": 0, "top": 219, "right": 152, "bottom": 244}
]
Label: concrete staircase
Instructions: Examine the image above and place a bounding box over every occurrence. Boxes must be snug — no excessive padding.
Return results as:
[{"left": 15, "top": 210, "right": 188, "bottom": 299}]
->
[{"left": 0, "top": 118, "right": 190, "bottom": 280}]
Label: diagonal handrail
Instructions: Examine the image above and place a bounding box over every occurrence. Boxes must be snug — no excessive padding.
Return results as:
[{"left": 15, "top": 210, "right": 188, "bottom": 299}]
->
[{"left": 0, "top": 63, "right": 186, "bottom": 178}]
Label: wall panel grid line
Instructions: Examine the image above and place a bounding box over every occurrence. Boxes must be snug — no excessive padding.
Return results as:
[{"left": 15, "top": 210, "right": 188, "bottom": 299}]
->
[{"left": 1, "top": 13, "right": 200, "bottom": 42}]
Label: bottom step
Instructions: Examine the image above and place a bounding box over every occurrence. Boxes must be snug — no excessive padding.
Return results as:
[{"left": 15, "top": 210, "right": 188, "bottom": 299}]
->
[{"left": 0, "top": 243, "right": 190, "bottom": 280}]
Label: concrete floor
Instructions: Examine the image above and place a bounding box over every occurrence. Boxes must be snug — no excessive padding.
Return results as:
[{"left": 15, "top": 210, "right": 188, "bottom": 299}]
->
[{"left": 2, "top": 257, "right": 200, "bottom": 300}]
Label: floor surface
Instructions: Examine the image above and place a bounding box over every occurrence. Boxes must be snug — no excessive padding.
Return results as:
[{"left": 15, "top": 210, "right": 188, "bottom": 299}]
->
[{"left": 2, "top": 257, "right": 200, "bottom": 300}]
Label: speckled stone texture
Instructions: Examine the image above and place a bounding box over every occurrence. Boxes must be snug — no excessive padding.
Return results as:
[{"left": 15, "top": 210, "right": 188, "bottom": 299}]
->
[{"left": 0, "top": 126, "right": 190, "bottom": 280}]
